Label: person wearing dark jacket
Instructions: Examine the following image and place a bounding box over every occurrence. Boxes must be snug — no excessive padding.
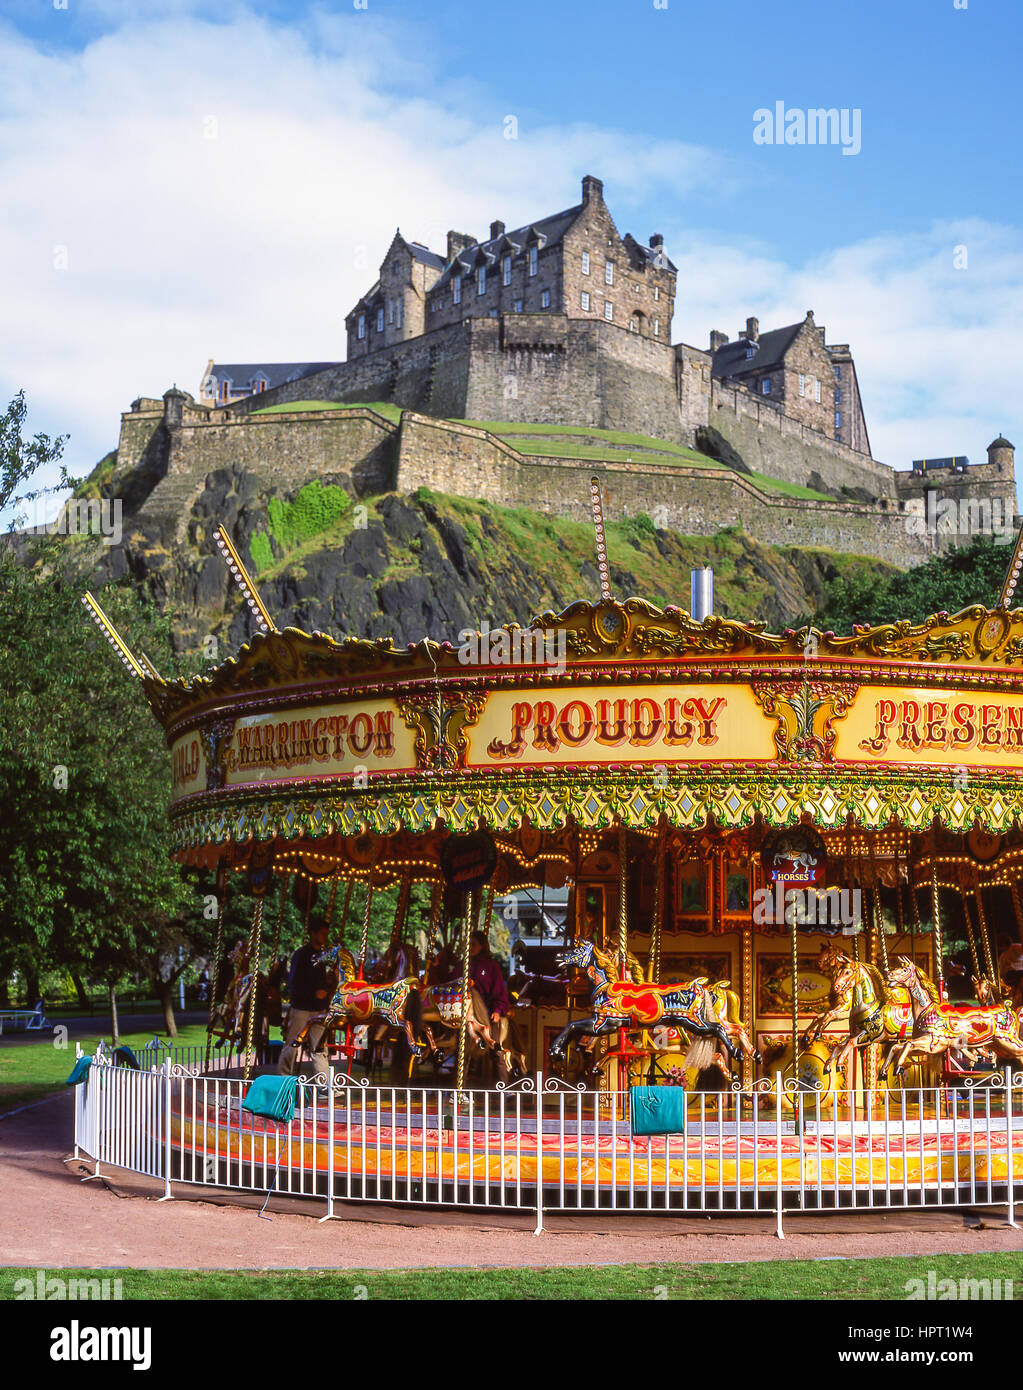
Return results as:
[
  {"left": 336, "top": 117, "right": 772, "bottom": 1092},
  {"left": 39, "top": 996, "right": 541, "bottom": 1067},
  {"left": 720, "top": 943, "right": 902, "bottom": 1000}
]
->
[{"left": 279, "top": 922, "right": 331, "bottom": 1076}]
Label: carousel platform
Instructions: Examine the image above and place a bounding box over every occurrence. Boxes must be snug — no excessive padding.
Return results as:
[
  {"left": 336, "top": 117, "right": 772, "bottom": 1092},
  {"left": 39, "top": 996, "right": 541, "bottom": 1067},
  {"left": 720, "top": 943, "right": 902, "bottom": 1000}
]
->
[{"left": 166, "top": 1082, "right": 1023, "bottom": 1207}]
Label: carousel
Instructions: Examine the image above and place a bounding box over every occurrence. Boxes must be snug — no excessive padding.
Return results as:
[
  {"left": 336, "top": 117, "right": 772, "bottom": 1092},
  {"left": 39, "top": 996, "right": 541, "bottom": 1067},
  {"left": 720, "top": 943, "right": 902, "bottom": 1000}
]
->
[{"left": 73, "top": 482, "right": 1023, "bottom": 1217}]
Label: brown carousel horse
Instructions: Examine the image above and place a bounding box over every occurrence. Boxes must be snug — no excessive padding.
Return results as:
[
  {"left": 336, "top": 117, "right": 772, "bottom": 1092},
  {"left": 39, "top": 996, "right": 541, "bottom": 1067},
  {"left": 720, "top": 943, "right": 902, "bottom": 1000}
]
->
[{"left": 209, "top": 940, "right": 287, "bottom": 1063}]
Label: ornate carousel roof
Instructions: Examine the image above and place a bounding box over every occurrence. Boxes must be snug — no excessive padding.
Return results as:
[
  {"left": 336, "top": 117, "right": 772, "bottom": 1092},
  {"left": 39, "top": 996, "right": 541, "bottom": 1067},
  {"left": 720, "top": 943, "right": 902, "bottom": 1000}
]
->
[{"left": 139, "top": 596, "right": 1023, "bottom": 858}]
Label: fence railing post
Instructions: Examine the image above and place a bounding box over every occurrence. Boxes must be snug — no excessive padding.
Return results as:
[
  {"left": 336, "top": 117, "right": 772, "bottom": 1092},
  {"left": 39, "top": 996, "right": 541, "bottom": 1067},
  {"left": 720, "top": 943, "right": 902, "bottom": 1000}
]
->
[
  {"left": 1007, "top": 1066, "right": 1018, "bottom": 1229},
  {"left": 158, "top": 1058, "right": 174, "bottom": 1201},
  {"left": 775, "top": 1071, "right": 784, "bottom": 1239},
  {"left": 533, "top": 1071, "right": 544, "bottom": 1237},
  {"left": 319, "top": 1068, "right": 338, "bottom": 1223}
]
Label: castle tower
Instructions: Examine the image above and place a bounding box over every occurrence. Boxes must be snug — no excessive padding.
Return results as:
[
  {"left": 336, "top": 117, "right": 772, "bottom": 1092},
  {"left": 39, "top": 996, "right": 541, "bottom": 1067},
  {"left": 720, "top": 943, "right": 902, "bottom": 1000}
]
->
[{"left": 987, "top": 435, "right": 1015, "bottom": 472}]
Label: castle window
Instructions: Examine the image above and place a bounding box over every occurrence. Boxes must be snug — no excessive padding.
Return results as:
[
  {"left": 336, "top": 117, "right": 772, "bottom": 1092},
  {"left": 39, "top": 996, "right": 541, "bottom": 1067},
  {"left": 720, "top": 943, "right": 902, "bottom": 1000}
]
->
[
  {"left": 629, "top": 318, "right": 637, "bottom": 332},
  {"left": 388, "top": 300, "right": 394, "bottom": 324},
  {"left": 654, "top": 286, "right": 660, "bottom": 301},
  {"left": 835, "top": 411, "right": 842, "bottom": 429},
  {"left": 604, "top": 300, "right": 613, "bottom": 320},
  {"left": 453, "top": 274, "right": 462, "bottom": 304},
  {"left": 762, "top": 378, "right": 771, "bottom": 394},
  {"left": 835, "top": 388, "right": 841, "bottom": 404},
  {"left": 745, "top": 346, "right": 755, "bottom": 359},
  {"left": 529, "top": 246, "right": 538, "bottom": 276},
  {"left": 477, "top": 266, "right": 486, "bottom": 295},
  {"left": 653, "top": 319, "right": 659, "bottom": 336},
  {"left": 357, "top": 314, "right": 366, "bottom": 340},
  {"left": 503, "top": 255, "right": 512, "bottom": 286},
  {"left": 582, "top": 251, "right": 590, "bottom": 275},
  {"left": 376, "top": 307, "right": 384, "bottom": 333},
  {"left": 514, "top": 299, "right": 523, "bottom": 312},
  {"left": 581, "top": 291, "right": 591, "bottom": 311},
  {"left": 835, "top": 365, "right": 842, "bottom": 380},
  {"left": 396, "top": 298, "right": 402, "bottom": 328},
  {"left": 219, "top": 379, "right": 230, "bottom": 403},
  {"left": 541, "top": 289, "right": 551, "bottom": 308},
  {"left": 605, "top": 260, "right": 614, "bottom": 285},
  {"left": 798, "top": 374, "right": 805, "bottom": 396},
  {"left": 814, "top": 378, "right": 822, "bottom": 403}
]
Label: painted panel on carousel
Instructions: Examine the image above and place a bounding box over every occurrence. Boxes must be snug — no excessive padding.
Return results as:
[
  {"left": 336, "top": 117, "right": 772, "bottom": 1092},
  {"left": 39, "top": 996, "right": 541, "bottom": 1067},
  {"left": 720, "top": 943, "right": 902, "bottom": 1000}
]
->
[
  {"left": 220, "top": 698, "right": 417, "bottom": 789},
  {"left": 470, "top": 684, "right": 776, "bottom": 767},
  {"left": 837, "top": 685, "right": 1023, "bottom": 770}
]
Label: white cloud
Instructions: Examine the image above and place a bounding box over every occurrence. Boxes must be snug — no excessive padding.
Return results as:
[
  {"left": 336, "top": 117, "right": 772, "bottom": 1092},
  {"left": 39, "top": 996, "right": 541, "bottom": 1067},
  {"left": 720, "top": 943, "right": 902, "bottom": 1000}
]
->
[
  {"left": 0, "top": 9, "right": 728, "bottom": 517},
  {"left": 669, "top": 218, "right": 1023, "bottom": 475},
  {"left": 1, "top": 6, "right": 1020, "bottom": 523}
]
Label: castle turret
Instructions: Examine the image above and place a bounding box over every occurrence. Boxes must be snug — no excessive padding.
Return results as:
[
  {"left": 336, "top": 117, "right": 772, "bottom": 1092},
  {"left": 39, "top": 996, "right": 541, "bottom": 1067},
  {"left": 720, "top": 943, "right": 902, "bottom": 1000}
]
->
[{"left": 987, "top": 435, "right": 1015, "bottom": 473}]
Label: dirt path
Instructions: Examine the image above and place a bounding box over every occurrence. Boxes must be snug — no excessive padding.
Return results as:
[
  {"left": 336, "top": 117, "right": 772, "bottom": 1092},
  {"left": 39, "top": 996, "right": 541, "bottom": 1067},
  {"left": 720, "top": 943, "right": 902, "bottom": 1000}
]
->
[{"left": 2, "top": 1095, "right": 1022, "bottom": 1274}]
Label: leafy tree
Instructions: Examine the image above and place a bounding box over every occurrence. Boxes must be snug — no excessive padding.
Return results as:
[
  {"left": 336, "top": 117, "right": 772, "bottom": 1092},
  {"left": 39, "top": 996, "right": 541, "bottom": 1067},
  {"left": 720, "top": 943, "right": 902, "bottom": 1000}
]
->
[
  {"left": 1, "top": 390, "right": 75, "bottom": 532},
  {"left": 0, "top": 552, "right": 207, "bottom": 1039},
  {"left": 807, "top": 536, "right": 1010, "bottom": 634}
]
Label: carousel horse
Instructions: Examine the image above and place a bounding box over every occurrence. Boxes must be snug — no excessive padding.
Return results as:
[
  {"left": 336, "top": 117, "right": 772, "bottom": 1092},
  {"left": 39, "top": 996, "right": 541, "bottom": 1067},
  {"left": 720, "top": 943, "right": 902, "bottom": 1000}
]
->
[
  {"left": 884, "top": 957, "right": 1023, "bottom": 1076},
  {"left": 311, "top": 942, "right": 439, "bottom": 1063},
  {"left": 209, "top": 945, "right": 287, "bottom": 1062},
  {"left": 803, "top": 943, "right": 914, "bottom": 1075},
  {"left": 420, "top": 979, "right": 529, "bottom": 1077},
  {"left": 548, "top": 937, "right": 758, "bottom": 1079}
]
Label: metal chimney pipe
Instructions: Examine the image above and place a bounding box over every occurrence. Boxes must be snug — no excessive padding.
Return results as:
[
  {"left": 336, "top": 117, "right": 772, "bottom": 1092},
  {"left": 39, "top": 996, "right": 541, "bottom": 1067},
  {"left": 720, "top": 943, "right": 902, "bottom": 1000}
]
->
[{"left": 690, "top": 566, "right": 714, "bottom": 621}]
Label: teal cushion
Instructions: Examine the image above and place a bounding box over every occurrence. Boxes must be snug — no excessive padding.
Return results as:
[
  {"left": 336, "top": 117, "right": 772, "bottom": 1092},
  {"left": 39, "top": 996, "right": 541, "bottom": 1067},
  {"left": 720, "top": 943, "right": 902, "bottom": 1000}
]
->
[
  {"left": 65, "top": 1056, "right": 92, "bottom": 1086},
  {"left": 114, "top": 1045, "right": 140, "bottom": 1070},
  {"left": 630, "top": 1085, "right": 687, "bottom": 1135},
  {"left": 242, "top": 1074, "right": 298, "bottom": 1124}
]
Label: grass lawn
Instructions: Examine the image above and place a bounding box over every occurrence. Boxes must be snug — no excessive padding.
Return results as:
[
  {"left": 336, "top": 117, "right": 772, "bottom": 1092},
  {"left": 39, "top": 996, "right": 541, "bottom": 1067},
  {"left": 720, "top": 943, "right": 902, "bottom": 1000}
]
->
[
  {"left": 250, "top": 400, "right": 403, "bottom": 423},
  {"left": 3, "top": 1252, "right": 1020, "bottom": 1300},
  {"left": 0, "top": 1023, "right": 211, "bottom": 1113}
]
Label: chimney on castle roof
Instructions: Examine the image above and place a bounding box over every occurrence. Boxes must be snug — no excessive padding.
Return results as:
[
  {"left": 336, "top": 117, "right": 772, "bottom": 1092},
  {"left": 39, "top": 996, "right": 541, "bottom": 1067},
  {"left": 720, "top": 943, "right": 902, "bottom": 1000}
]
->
[
  {"left": 490, "top": 220, "right": 505, "bottom": 240},
  {"left": 710, "top": 330, "right": 729, "bottom": 353},
  {"left": 581, "top": 174, "right": 603, "bottom": 204},
  {"left": 446, "top": 230, "right": 475, "bottom": 261},
  {"left": 745, "top": 316, "right": 759, "bottom": 343},
  {"left": 649, "top": 233, "right": 664, "bottom": 249}
]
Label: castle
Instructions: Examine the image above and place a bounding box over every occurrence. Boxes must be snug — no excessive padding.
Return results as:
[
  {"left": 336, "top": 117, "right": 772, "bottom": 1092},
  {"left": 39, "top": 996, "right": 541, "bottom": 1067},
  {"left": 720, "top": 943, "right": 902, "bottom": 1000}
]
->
[{"left": 114, "top": 175, "right": 1013, "bottom": 569}]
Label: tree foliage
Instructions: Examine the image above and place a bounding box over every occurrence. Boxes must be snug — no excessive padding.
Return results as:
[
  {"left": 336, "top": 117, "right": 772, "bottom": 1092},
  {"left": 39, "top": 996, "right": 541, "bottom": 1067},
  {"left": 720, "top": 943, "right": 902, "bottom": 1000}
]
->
[{"left": 808, "top": 536, "right": 1011, "bottom": 634}]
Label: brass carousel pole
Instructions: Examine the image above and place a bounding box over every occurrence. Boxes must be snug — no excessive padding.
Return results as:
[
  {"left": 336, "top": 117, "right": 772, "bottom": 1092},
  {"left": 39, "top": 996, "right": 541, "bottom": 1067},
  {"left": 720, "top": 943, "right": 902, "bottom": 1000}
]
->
[
  {"left": 647, "top": 824, "right": 665, "bottom": 985},
  {"left": 242, "top": 894, "right": 265, "bottom": 1083},
  {"left": 617, "top": 822, "right": 629, "bottom": 972},
  {"left": 357, "top": 875, "right": 375, "bottom": 978},
  {"left": 972, "top": 868, "right": 996, "bottom": 984},
  {"left": 861, "top": 851, "right": 879, "bottom": 1100},
  {"left": 205, "top": 866, "right": 230, "bottom": 1073},
  {"left": 960, "top": 869, "right": 981, "bottom": 980},
  {"left": 868, "top": 839, "right": 889, "bottom": 974},
  {"left": 455, "top": 887, "right": 479, "bottom": 1094},
  {"left": 930, "top": 856, "right": 945, "bottom": 998},
  {"left": 424, "top": 880, "right": 444, "bottom": 965}
]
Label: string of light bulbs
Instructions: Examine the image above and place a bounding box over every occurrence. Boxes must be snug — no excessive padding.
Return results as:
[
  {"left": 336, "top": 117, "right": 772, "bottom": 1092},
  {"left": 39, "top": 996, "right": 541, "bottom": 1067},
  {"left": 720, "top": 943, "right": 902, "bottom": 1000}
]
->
[{"left": 213, "top": 525, "right": 276, "bottom": 634}]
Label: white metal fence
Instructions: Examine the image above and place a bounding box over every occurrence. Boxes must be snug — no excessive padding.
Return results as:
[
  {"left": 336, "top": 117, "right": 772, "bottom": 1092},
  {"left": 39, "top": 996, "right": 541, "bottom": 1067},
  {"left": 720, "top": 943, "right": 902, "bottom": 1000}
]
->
[{"left": 71, "top": 1051, "right": 1023, "bottom": 1232}]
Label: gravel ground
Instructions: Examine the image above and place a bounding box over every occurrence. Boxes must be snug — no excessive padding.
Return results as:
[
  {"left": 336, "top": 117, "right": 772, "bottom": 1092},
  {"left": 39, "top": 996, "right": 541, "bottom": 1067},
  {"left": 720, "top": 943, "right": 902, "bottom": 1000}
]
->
[{"left": 2, "top": 1093, "right": 1022, "bottom": 1276}]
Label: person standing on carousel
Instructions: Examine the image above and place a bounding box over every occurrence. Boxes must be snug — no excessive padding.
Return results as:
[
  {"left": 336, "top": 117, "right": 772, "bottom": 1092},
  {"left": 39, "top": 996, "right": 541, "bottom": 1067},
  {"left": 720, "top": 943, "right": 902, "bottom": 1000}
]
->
[
  {"left": 470, "top": 930, "right": 512, "bottom": 1079},
  {"left": 279, "top": 920, "right": 331, "bottom": 1077}
]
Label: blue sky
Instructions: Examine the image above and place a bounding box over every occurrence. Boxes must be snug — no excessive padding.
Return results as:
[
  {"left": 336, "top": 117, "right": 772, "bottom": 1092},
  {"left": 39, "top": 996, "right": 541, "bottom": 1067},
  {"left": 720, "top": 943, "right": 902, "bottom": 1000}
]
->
[{"left": 2, "top": 0, "right": 1021, "bottom": 519}]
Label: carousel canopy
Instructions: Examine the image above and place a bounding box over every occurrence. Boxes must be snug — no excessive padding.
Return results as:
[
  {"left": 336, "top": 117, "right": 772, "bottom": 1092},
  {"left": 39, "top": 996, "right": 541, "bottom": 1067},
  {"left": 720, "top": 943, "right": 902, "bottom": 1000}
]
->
[{"left": 143, "top": 598, "right": 1023, "bottom": 859}]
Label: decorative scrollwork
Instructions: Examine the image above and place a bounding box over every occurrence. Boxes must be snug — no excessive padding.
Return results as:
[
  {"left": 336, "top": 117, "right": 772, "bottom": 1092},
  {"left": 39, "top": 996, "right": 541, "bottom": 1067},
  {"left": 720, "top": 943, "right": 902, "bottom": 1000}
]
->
[
  {"left": 168, "top": 1063, "right": 202, "bottom": 1078},
  {"left": 781, "top": 1073, "right": 826, "bottom": 1095},
  {"left": 730, "top": 1077, "right": 775, "bottom": 1096},
  {"left": 543, "top": 1074, "right": 587, "bottom": 1093},
  {"left": 329, "top": 1070, "right": 370, "bottom": 1090},
  {"left": 496, "top": 1074, "right": 537, "bottom": 1093}
]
